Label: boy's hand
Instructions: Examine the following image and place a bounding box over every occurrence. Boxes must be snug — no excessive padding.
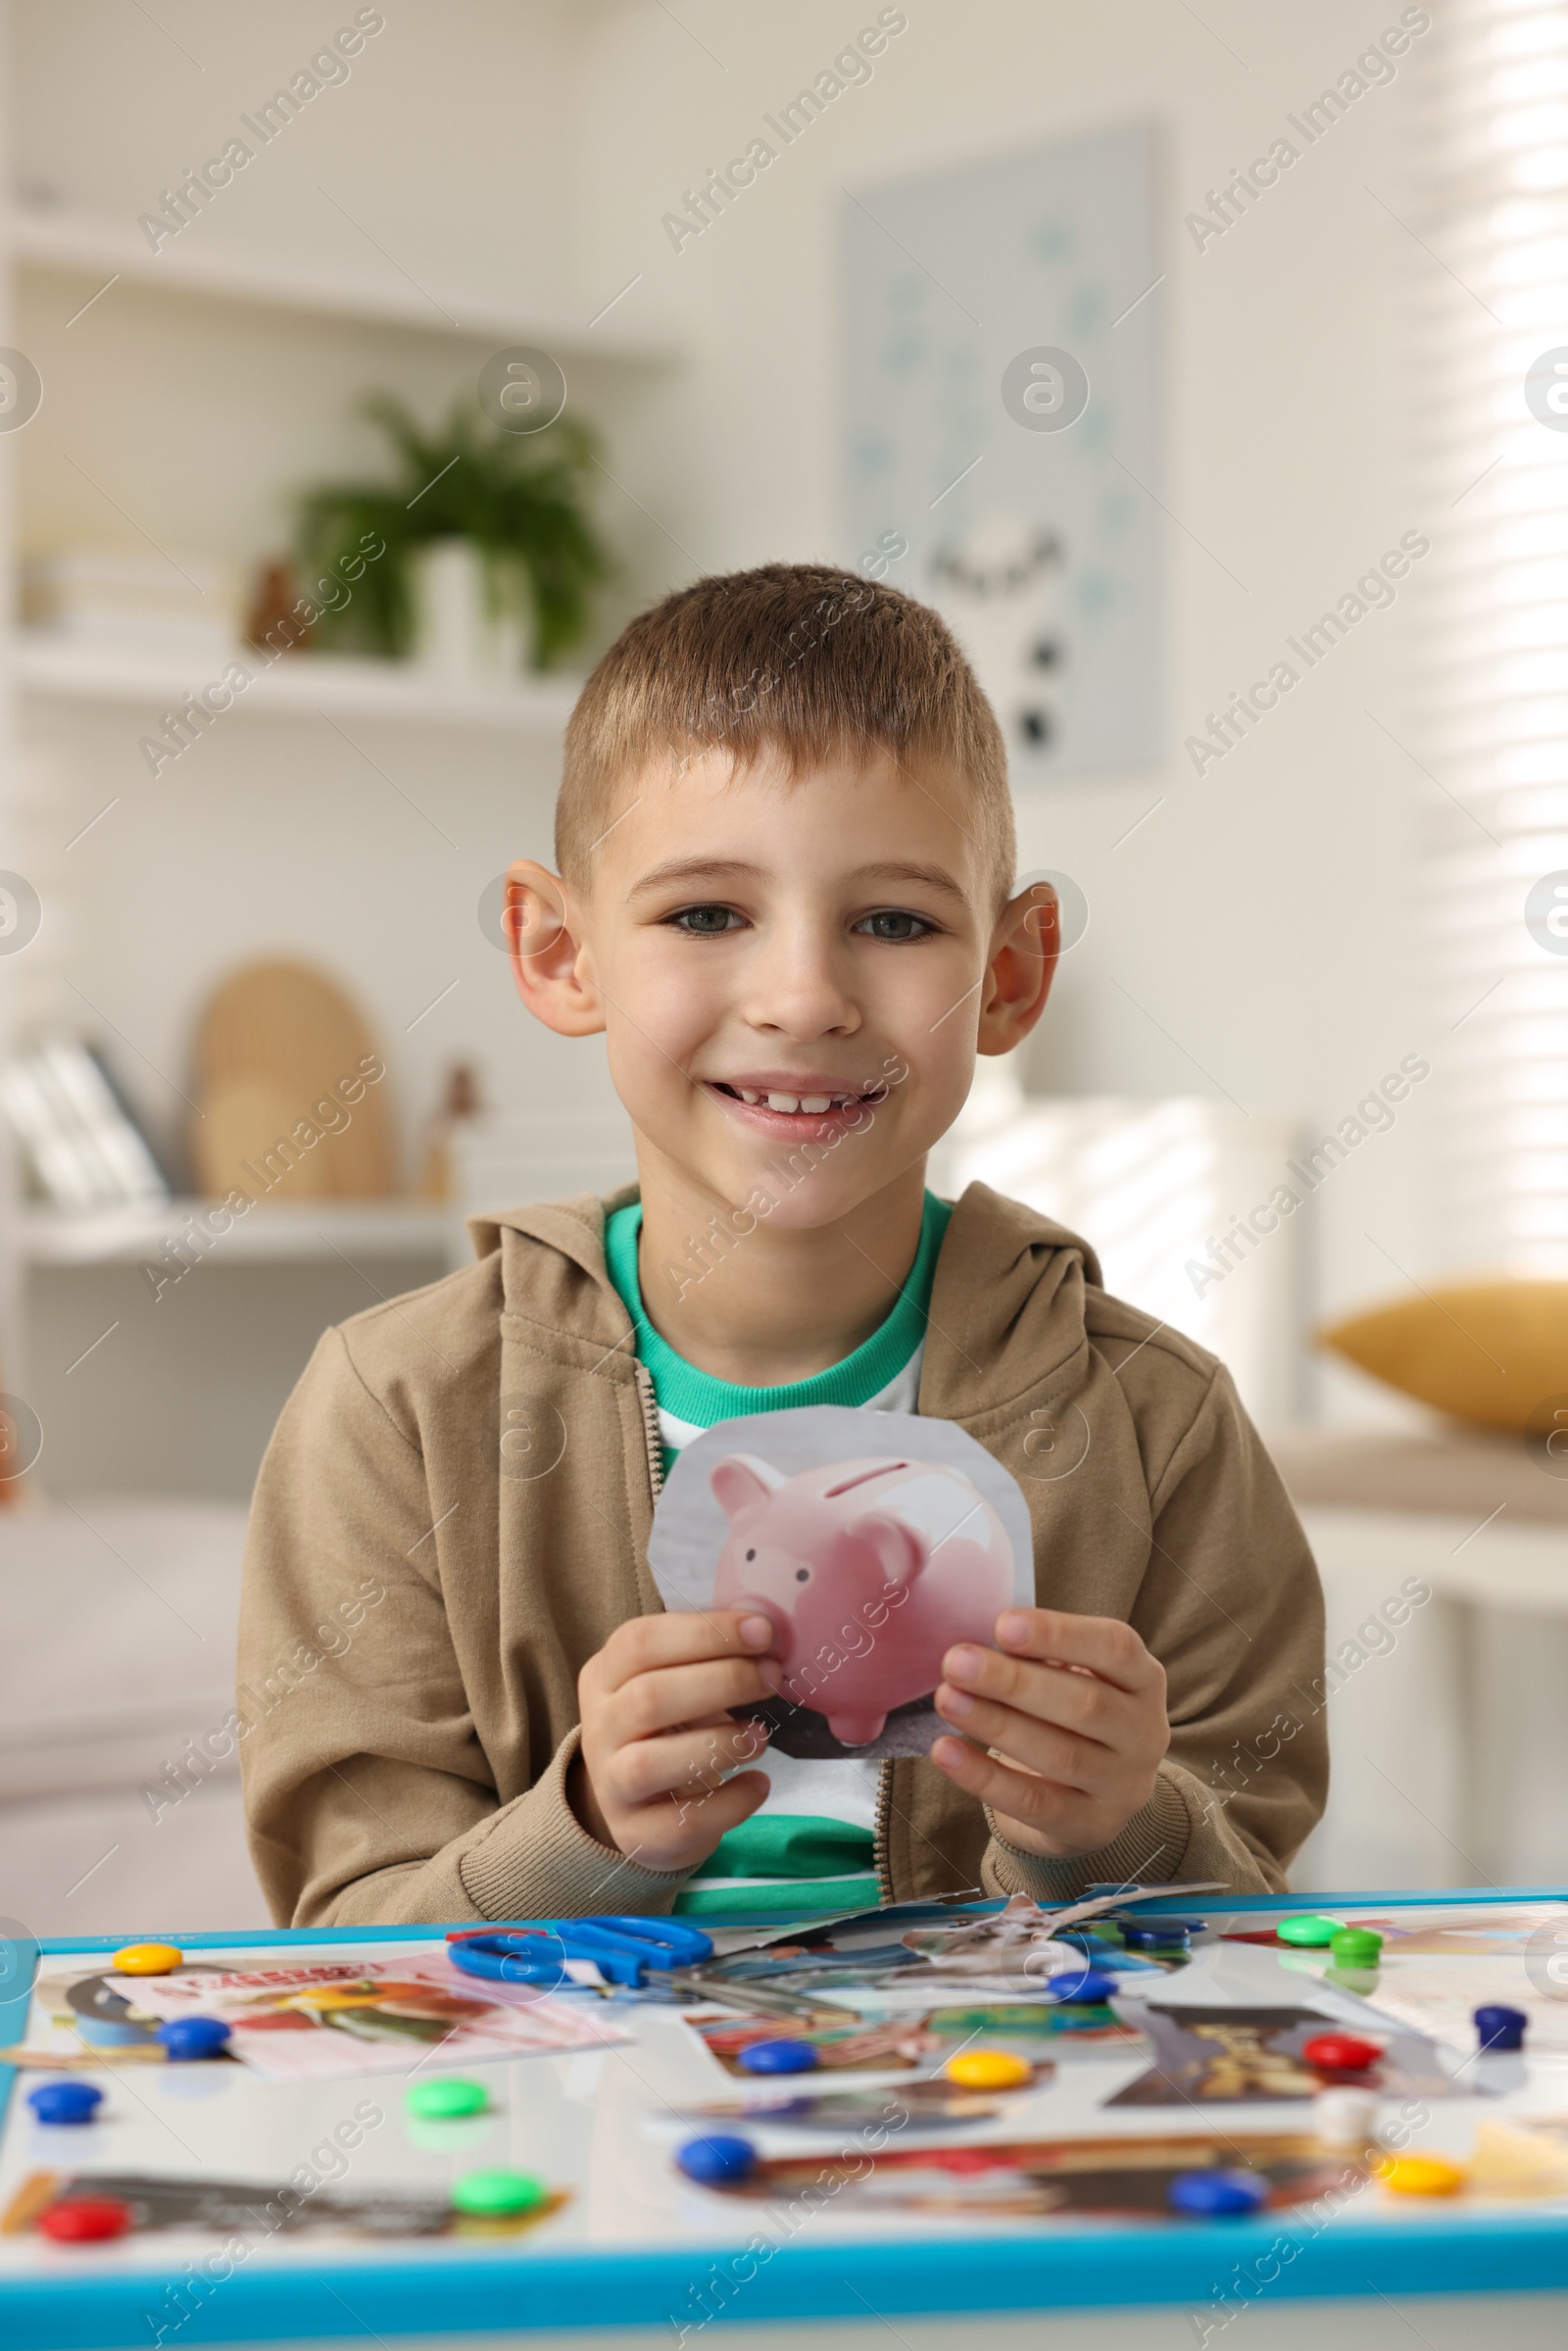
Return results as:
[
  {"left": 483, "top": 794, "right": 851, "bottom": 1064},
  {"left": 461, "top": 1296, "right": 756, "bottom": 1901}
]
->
[
  {"left": 569, "top": 1611, "right": 779, "bottom": 1872},
  {"left": 931, "top": 1610, "right": 1170, "bottom": 1862}
]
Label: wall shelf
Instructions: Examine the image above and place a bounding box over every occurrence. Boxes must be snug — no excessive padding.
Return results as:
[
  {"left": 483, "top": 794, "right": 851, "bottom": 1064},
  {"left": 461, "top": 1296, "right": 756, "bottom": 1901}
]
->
[
  {"left": 10, "top": 206, "right": 680, "bottom": 367},
  {"left": 18, "top": 633, "right": 585, "bottom": 732},
  {"left": 20, "top": 1199, "right": 461, "bottom": 1268},
  {"left": 0, "top": 72, "right": 668, "bottom": 1480}
]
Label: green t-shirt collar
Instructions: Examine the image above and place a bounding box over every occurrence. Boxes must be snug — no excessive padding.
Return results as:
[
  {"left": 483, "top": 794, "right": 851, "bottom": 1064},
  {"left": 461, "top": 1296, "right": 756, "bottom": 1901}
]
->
[{"left": 603, "top": 1191, "right": 952, "bottom": 1428}]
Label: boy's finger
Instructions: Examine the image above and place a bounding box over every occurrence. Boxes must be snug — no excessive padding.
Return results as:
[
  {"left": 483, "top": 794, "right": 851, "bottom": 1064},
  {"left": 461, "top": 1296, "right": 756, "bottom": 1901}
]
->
[
  {"left": 646, "top": 1768, "right": 772, "bottom": 1849},
  {"left": 989, "top": 1609, "right": 1162, "bottom": 1695},
  {"left": 938, "top": 1647, "right": 1147, "bottom": 1751},
  {"left": 931, "top": 1685, "right": 1099, "bottom": 1791},
  {"left": 612, "top": 1723, "right": 773, "bottom": 1808},
  {"left": 591, "top": 1609, "right": 776, "bottom": 1695},
  {"left": 928, "top": 1734, "right": 1096, "bottom": 1837},
  {"left": 612, "top": 1654, "right": 780, "bottom": 1739}
]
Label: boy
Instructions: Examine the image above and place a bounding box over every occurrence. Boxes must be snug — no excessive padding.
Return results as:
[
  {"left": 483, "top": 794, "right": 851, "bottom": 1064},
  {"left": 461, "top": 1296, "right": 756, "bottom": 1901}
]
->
[{"left": 240, "top": 563, "right": 1325, "bottom": 1926}]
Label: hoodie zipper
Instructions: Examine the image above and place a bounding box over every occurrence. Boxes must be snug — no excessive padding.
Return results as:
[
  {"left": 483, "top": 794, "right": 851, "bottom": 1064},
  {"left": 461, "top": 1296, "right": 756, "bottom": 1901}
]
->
[
  {"left": 872, "top": 1759, "right": 893, "bottom": 1904},
  {"left": 633, "top": 1363, "right": 665, "bottom": 1503}
]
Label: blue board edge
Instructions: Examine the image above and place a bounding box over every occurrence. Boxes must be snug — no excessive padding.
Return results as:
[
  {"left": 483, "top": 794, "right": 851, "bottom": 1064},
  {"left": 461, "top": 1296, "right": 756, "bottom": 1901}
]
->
[
  {"left": 5, "top": 1885, "right": 1567, "bottom": 2344},
  {"left": 0, "top": 2217, "right": 1563, "bottom": 2348},
  {"left": 25, "top": 1881, "right": 1568, "bottom": 1953}
]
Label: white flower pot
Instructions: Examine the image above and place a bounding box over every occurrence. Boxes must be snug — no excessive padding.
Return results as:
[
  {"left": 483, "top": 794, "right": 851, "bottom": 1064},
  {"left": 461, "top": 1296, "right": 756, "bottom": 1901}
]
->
[{"left": 409, "top": 539, "right": 528, "bottom": 678}]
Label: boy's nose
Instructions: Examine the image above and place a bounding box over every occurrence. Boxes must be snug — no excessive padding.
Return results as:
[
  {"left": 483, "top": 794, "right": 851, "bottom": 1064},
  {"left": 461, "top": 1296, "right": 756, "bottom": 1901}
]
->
[{"left": 742, "top": 938, "right": 861, "bottom": 1040}]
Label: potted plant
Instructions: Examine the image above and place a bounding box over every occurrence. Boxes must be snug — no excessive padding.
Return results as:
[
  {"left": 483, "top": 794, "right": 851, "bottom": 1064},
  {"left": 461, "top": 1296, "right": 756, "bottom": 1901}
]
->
[{"left": 294, "top": 395, "right": 609, "bottom": 671}]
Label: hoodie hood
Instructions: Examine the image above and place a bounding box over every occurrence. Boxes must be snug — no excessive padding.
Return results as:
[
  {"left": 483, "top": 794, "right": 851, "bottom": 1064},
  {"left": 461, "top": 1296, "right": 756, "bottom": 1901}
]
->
[{"left": 466, "top": 1180, "right": 1105, "bottom": 1423}]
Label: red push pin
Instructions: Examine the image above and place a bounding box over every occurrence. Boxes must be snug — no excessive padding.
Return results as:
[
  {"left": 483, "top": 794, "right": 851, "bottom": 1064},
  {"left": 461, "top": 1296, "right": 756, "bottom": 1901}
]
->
[
  {"left": 39, "top": 2196, "right": 132, "bottom": 2243},
  {"left": 1302, "top": 2031, "right": 1381, "bottom": 2073}
]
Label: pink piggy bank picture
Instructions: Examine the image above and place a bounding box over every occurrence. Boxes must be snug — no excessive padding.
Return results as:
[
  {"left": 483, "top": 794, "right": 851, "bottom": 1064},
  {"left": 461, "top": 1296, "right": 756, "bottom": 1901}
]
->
[{"left": 710, "top": 1451, "right": 1018, "bottom": 1746}]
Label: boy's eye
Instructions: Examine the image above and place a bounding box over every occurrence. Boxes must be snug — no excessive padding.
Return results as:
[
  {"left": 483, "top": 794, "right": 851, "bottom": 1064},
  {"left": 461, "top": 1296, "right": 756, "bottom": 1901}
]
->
[
  {"left": 668, "top": 905, "right": 744, "bottom": 936},
  {"left": 856, "top": 908, "right": 933, "bottom": 943}
]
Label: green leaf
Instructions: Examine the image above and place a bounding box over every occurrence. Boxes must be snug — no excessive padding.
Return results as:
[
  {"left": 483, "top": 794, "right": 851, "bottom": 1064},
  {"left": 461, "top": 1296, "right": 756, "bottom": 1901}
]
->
[{"left": 294, "top": 396, "right": 611, "bottom": 665}]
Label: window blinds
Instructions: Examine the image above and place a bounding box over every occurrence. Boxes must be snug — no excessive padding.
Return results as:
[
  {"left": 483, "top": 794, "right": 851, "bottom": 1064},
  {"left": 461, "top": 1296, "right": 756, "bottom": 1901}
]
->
[{"left": 1428, "top": 0, "right": 1568, "bottom": 1273}]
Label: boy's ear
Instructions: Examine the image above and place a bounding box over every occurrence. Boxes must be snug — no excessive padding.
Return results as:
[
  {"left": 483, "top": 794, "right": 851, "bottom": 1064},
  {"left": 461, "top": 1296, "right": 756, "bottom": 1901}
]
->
[
  {"left": 505, "top": 858, "right": 605, "bottom": 1037},
  {"left": 976, "top": 878, "right": 1058, "bottom": 1058}
]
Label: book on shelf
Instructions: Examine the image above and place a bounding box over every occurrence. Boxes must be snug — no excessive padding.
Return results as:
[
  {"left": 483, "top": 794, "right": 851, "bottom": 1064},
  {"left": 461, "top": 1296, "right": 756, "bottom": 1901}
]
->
[
  {"left": 0, "top": 1044, "right": 172, "bottom": 1211},
  {"left": 20, "top": 549, "right": 236, "bottom": 664}
]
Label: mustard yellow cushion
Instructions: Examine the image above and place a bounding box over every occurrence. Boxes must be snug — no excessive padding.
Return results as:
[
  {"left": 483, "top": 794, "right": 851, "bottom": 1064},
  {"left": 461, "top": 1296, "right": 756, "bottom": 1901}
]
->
[{"left": 1318, "top": 1280, "right": 1568, "bottom": 1434}]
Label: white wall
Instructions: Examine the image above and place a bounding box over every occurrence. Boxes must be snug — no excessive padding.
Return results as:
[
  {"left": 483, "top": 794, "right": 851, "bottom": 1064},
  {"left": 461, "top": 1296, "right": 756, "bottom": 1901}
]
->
[
  {"left": 12, "top": 0, "right": 588, "bottom": 308},
  {"left": 573, "top": 0, "right": 1446, "bottom": 1426},
  {"left": 6, "top": 0, "right": 1450, "bottom": 1466}
]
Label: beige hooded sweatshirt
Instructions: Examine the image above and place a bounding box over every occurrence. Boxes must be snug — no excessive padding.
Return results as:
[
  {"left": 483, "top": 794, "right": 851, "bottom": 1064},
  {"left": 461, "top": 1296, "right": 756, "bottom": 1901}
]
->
[{"left": 238, "top": 1183, "right": 1327, "bottom": 1926}]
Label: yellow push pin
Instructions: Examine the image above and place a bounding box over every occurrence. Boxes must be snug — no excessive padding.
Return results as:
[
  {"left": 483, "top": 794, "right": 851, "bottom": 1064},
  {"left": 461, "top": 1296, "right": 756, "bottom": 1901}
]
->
[
  {"left": 943, "top": 2049, "right": 1033, "bottom": 2091},
  {"left": 1378, "top": 2153, "right": 1465, "bottom": 2198},
  {"left": 112, "top": 1942, "right": 183, "bottom": 1976}
]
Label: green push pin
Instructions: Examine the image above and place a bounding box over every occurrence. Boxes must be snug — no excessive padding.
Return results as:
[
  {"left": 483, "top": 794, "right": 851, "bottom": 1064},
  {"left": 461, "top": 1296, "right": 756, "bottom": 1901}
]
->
[
  {"left": 407, "top": 2078, "right": 489, "bottom": 2121},
  {"left": 1277, "top": 1914, "right": 1340, "bottom": 1948},
  {"left": 1329, "top": 1928, "right": 1382, "bottom": 1969},
  {"left": 452, "top": 2169, "right": 549, "bottom": 2219}
]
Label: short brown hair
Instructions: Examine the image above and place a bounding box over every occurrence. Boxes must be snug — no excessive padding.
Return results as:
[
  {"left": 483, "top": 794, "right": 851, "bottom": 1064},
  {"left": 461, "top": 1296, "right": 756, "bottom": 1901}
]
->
[{"left": 555, "top": 563, "right": 1014, "bottom": 900}]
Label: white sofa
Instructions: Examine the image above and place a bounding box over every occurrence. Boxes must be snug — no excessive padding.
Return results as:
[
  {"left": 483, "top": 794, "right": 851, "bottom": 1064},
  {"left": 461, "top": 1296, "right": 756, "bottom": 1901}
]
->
[{"left": 0, "top": 1498, "right": 269, "bottom": 1935}]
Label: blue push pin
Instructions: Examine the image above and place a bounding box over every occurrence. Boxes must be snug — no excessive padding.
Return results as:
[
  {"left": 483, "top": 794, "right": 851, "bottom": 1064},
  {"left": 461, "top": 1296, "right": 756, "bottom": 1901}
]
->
[
  {"left": 156, "top": 2016, "right": 231, "bottom": 2063},
  {"left": 1122, "top": 1923, "right": 1192, "bottom": 1952},
  {"left": 27, "top": 2081, "right": 103, "bottom": 2126},
  {"left": 1169, "top": 2169, "right": 1268, "bottom": 2218},
  {"left": 1475, "top": 2003, "right": 1528, "bottom": 2053},
  {"left": 737, "top": 2038, "right": 819, "bottom": 2076},
  {"left": 677, "top": 2133, "right": 757, "bottom": 2185},
  {"left": 1048, "top": 1967, "right": 1118, "bottom": 2005}
]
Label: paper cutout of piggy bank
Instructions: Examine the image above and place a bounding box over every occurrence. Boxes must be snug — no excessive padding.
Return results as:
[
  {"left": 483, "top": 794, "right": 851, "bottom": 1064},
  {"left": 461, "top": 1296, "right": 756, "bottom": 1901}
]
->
[{"left": 710, "top": 1452, "right": 1019, "bottom": 1746}]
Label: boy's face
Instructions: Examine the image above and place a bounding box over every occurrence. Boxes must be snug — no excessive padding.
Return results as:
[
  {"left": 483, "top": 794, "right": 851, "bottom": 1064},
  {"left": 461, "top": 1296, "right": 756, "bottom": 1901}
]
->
[{"left": 511, "top": 746, "right": 1053, "bottom": 1229}]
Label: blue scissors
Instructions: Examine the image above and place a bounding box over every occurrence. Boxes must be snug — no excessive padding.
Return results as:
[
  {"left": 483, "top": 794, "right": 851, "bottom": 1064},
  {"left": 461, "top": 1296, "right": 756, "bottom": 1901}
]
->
[{"left": 446, "top": 1914, "right": 715, "bottom": 1989}]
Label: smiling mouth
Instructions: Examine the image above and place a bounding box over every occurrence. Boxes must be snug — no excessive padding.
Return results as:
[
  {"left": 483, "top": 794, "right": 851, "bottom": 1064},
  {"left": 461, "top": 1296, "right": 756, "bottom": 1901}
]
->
[{"left": 709, "top": 1082, "right": 882, "bottom": 1117}]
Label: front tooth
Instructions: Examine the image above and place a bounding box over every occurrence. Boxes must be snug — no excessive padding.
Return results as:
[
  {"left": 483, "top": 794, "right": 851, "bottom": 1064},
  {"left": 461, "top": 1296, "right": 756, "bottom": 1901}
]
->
[
  {"left": 799, "top": 1096, "right": 831, "bottom": 1113},
  {"left": 738, "top": 1088, "right": 760, "bottom": 1103},
  {"left": 767, "top": 1093, "right": 800, "bottom": 1112}
]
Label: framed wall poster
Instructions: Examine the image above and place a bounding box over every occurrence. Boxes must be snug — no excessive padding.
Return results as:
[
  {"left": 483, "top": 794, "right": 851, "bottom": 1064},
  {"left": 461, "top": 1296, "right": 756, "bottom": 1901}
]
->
[{"left": 841, "top": 122, "right": 1162, "bottom": 775}]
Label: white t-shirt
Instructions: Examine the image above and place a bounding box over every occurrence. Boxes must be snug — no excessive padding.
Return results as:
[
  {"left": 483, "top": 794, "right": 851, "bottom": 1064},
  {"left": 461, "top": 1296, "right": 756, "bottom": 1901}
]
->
[{"left": 662, "top": 1345, "right": 924, "bottom": 1895}]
